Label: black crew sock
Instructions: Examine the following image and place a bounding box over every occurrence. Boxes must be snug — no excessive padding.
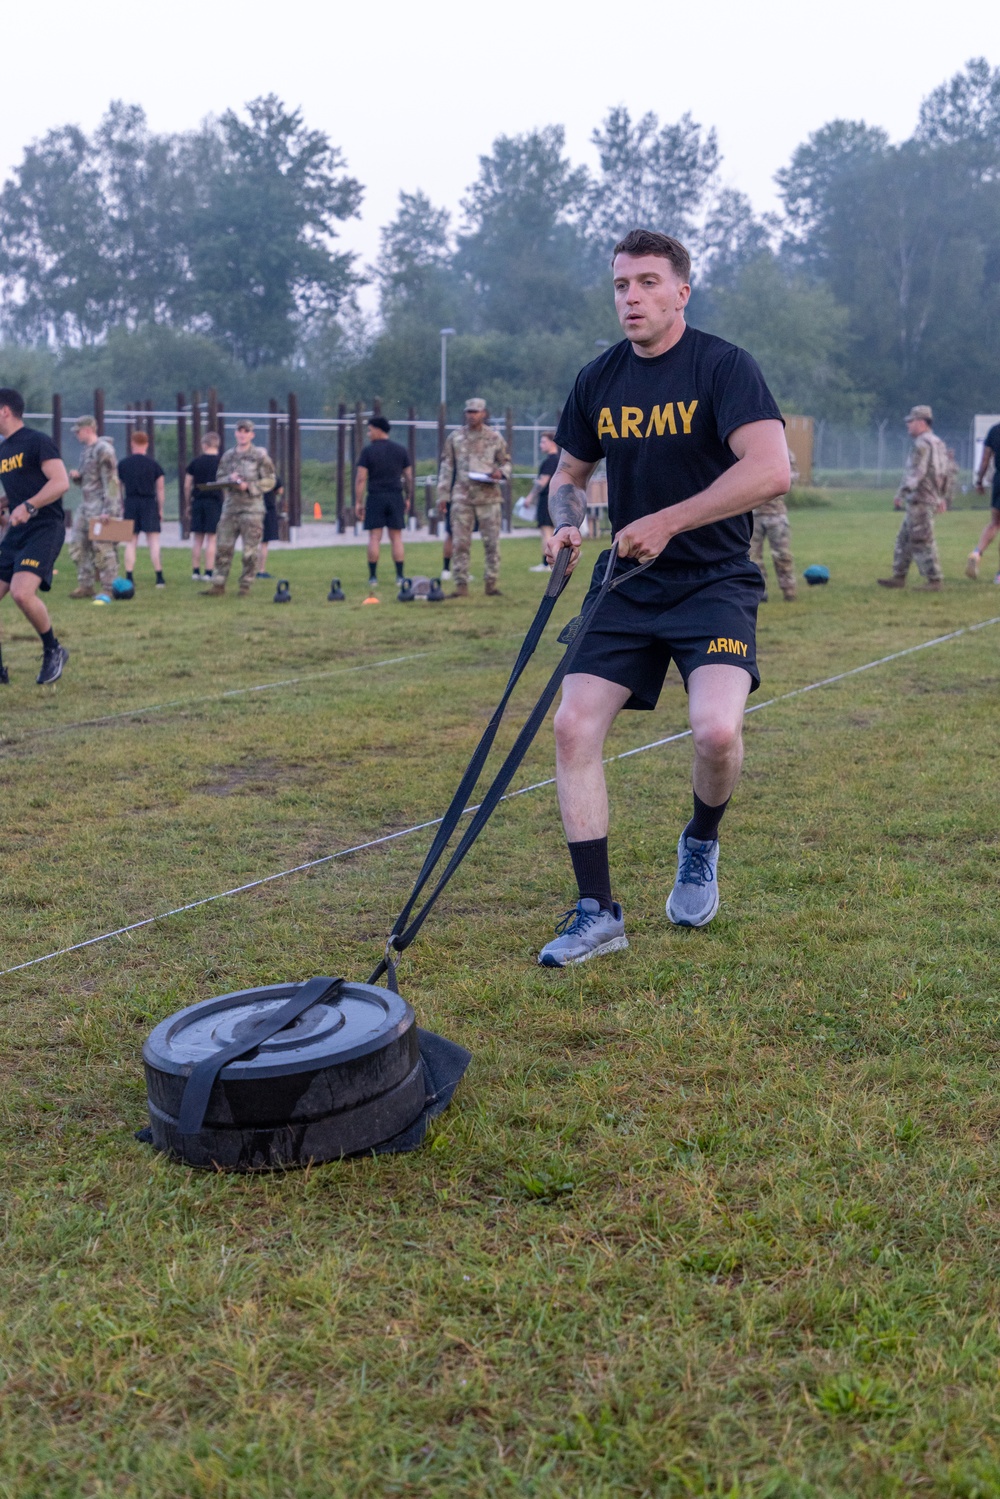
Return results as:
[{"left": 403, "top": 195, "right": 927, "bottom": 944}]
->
[
  {"left": 395, "top": 559, "right": 405, "bottom": 581},
  {"left": 126, "top": 571, "right": 134, "bottom": 582},
  {"left": 204, "top": 568, "right": 212, "bottom": 577},
  {"left": 684, "top": 790, "right": 731, "bottom": 844},
  {"left": 155, "top": 570, "right": 165, "bottom": 584},
  {"left": 40, "top": 628, "right": 57, "bottom": 653},
  {"left": 368, "top": 561, "right": 378, "bottom": 582},
  {"left": 568, "top": 837, "right": 614, "bottom": 912},
  {"left": 443, "top": 551, "right": 450, "bottom": 569}
]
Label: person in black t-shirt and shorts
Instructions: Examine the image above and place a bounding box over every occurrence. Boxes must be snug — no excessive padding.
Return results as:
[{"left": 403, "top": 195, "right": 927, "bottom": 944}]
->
[
  {"left": 257, "top": 473, "right": 283, "bottom": 578},
  {"left": 355, "top": 416, "right": 413, "bottom": 595},
  {"left": 537, "top": 229, "right": 789, "bottom": 968},
  {"left": 528, "top": 430, "right": 559, "bottom": 572},
  {"left": 119, "top": 430, "right": 166, "bottom": 588},
  {"left": 967, "top": 422, "right": 1000, "bottom": 581},
  {"left": 0, "top": 387, "right": 71, "bottom": 685},
  {"left": 185, "top": 432, "right": 221, "bottom": 581}
]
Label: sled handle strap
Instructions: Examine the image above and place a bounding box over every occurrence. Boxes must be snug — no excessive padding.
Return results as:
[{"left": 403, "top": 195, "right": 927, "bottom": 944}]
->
[
  {"left": 177, "top": 976, "right": 344, "bottom": 1136},
  {"left": 379, "top": 547, "right": 573, "bottom": 950},
  {"left": 369, "top": 543, "right": 652, "bottom": 984}
]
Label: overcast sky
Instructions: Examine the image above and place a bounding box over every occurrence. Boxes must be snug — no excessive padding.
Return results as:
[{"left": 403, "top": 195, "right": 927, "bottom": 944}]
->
[{"left": 2, "top": 0, "right": 992, "bottom": 301}]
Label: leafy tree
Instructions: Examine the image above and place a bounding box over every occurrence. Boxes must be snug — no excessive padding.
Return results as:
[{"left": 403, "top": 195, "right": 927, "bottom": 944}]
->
[
  {"left": 916, "top": 57, "right": 1000, "bottom": 150},
  {"left": 775, "top": 119, "right": 889, "bottom": 261},
  {"left": 700, "top": 188, "right": 774, "bottom": 288},
  {"left": 375, "top": 190, "right": 453, "bottom": 314},
  {"left": 704, "top": 252, "right": 871, "bottom": 422},
  {"left": 454, "top": 127, "right": 594, "bottom": 336},
  {"left": 589, "top": 105, "right": 718, "bottom": 246}
]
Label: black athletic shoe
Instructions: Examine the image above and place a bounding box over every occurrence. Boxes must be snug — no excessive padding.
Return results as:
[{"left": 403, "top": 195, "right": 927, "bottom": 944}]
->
[
  {"left": 0, "top": 664, "right": 8, "bottom": 685},
  {"left": 36, "top": 645, "right": 69, "bottom": 685}
]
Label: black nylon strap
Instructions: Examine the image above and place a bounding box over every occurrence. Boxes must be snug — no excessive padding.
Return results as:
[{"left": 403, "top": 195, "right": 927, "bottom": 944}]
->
[
  {"left": 368, "top": 542, "right": 662, "bottom": 985},
  {"left": 177, "top": 975, "right": 344, "bottom": 1136}
]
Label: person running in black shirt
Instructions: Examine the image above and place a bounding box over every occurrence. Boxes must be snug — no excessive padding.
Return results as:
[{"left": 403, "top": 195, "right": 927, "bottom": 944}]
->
[
  {"left": 185, "top": 432, "right": 221, "bottom": 581},
  {"left": 355, "top": 416, "right": 412, "bottom": 594},
  {"left": 0, "top": 387, "right": 71, "bottom": 684},
  {"left": 529, "top": 430, "right": 560, "bottom": 572},
  {"left": 537, "top": 230, "right": 789, "bottom": 967},
  {"left": 118, "top": 430, "right": 166, "bottom": 588}
]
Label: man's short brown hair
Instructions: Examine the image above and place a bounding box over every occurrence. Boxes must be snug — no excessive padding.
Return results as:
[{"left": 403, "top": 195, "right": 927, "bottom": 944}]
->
[
  {"left": 611, "top": 229, "right": 691, "bottom": 283},
  {"left": 201, "top": 432, "right": 220, "bottom": 449},
  {"left": 131, "top": 430, "right": 149, "bottom": 448}
]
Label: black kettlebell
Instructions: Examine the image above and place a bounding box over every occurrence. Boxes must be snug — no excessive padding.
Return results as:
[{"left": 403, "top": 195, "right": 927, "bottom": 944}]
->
[
  {"left": 327, "top": 578, "right": 346, "bottom": 601},
  {"left": 274, "top": 580, "right": 291, "bottom": 604},
  {"left": 398, "top": 578, "right": 415, "bottom": 602},
  {"left": 427, "top": 579, "right": 445, "bottom": 603}
]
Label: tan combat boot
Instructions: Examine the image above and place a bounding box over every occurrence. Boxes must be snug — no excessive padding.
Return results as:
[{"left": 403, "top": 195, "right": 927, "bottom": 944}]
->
[
  {"left": 485, "top": 580, "right": 503, "bottom": 597},
  {"left": 447, "top": 582, "right": 469, "bottom": 598},
  {"left": 201, "top": 582, "right": 226, "bottom": 596},
  {"left": 876, "top": 576, "right": 906, "bottom": 588},
  {"left": 69, "top": 585, "right": 94, "bottom": 599}
]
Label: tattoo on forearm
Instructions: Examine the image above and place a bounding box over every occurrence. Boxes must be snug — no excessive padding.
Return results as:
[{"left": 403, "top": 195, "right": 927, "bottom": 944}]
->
[{"left": 550, "top": 481, "right": 588, "bottom": 531}]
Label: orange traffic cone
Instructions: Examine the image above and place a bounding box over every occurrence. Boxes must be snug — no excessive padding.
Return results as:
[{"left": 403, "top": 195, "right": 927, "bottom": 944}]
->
[{"left": 313, "top": 502, "right": 322, "bottom": 520}]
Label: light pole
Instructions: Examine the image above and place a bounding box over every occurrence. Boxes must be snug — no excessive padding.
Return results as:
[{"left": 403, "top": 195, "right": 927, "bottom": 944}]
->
[{"left": 440, "top": 328, "right": 456, "bottom": 409}]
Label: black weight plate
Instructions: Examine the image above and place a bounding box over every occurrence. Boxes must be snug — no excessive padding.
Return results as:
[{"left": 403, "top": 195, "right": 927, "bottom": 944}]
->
[
  {"left": 144, "top": 981, "right": 417, "bottom": 1128},
  {"left": 146, "top": 1054, "right": 428, "bottom": 1172}
]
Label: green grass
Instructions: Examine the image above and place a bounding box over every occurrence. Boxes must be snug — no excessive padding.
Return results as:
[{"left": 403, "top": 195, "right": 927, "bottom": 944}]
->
[{"left": 2, "top": 495, "right": 1000, "bottom": 1496}]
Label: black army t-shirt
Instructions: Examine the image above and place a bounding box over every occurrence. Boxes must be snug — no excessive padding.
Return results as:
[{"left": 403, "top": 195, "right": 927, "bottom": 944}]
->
[
  {"left": 186, "top": 453, "right": 220, "bottom": 496},
  {"left": 0, "top": 425, "right": 64, "bottom": 529},
  {"left": 538, "top": 452, "right": 558, "bottom": 485},
  {"left": 985, "top": 423, "right": 1000, "bottom": 507},
  {"left": 555, "top": 326, "right": 783, "bottom": 569},
  {"left": 358, "top": 439, "right": 410, "bottom": 494},
  {"left": 118, "top": 453, "right": 164, "bottom": 499}
]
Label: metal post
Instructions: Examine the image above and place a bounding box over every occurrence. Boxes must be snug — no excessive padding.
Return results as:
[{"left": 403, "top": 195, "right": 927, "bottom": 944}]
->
[
  {"left": 353, "top": 401, "right": 364, "bottom": 527},
  {"left": 439, "top": 327, "right": 455, "bottom": 408},
  {"left": 217, "top": 401, "right": 226, "bottom": 451},
  {"left": 177, "top": 393, "right": 189, "bottom": 538},
  {"left": 287, "top": 391, "right": 300, "bottom": 528},
  {"left": 94, "top": 388, "right": 105, "bottom": 436},
  {"left": 407, "top": 405, "right": 416, "bottom": 530},
  {"left": 438, "top": 402, "right": 446, "bottom": 462},
  {"left": 268, "top": 397, "right": 278, "bottom": 460},
  {"left": 207, "top": 387, "right": 218, "bottom": 443},
  {"left": 51, "top": 393, "right": 62, "bottom": 455},
  {"left": 191, "top": 391, "right": 202, "bottom": 456},
  {"left": 503, "top": 406, "right": 515, "bottom": 532},
  {"left": 125, "top": 402, "right": 134, "bottom": 448},
  {"left": 336, "top": 401, "right": 346, "bottom": 534},
  {"left": 145, "top": 398, "right": 155, "bottom": 458},
  {"left": 349, "top": 418, "right": 357, "bottom": 527}
]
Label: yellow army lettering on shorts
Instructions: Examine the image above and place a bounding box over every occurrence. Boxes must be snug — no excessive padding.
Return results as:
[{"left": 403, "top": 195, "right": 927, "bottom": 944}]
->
[
  {"left": 595, "top": 403, "right": 699, "bottom": 440},
  {"left": 706, "top": 637, "right": 748, "bottom": 658},
  {"left": 19, "top": 558, "right": 40, "bottom": 568}
]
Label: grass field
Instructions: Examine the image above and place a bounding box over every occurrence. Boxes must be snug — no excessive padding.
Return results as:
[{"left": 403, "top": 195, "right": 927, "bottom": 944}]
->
[{"left": 2, "top": 493, "right": 1000, "bottom": 1497}]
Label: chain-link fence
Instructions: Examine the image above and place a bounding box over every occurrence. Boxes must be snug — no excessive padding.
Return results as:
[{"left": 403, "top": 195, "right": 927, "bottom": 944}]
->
[{"left": 813, "top": 421, "right": 978, "bottom": 493}]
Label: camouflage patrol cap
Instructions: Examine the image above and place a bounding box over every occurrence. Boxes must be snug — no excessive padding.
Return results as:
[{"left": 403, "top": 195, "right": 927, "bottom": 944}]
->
[
  {"left": 905, "top": 405, "right": 933, "bottom": 423},
  {"left": 463, "top": 397, "right": 487, "bottom": 413},
  {"left": 235, "top": 419, "right": 255, "bottom": 432},
  {"left": 72, "top": 415, "right": 98, "bottom": 431}
]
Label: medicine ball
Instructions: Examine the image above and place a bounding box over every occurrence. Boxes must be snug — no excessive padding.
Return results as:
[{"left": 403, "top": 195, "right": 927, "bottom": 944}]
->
[
  {"left": 803, "top": 565, "right": 830, "bottom": 586},
  {"left": 112, "top": 577, "right": 135, "bottom": 600}
]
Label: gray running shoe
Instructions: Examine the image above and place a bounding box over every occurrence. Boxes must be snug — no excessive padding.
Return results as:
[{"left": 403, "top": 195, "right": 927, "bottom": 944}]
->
[
  {"left": 36, "top": 645, "right": 69, "bottom": 685},
  {"left": 666, "top": 834, "right": 720, "bottom": 928},
  {"left": 538, "top": 898, "right": 628, "bottom": 968}
]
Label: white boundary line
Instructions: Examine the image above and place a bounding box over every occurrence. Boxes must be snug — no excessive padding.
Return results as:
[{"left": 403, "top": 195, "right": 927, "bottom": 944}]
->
[
  {"left": 0, "top": 653, "right": 431, "bottom": 745},
  {"left": 3, "top": 614, "right": 998, "bottom": 978}
]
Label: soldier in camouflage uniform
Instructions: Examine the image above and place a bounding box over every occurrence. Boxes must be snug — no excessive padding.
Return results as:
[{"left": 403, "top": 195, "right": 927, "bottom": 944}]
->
[
  {"left": 68, "top": 416, "right": 121, "bottom": 598},
  {"left": 205, "top": 420, "right": 276, "bottom": 596},
  {"left": 436, "top": 398, "right": 512, "bottom": 597},
  {"left": 749, "top": 443, "right": 798, "bottom": 601},
  {"left": 878, "top": 405, "right": 948, "bottom": 591}
]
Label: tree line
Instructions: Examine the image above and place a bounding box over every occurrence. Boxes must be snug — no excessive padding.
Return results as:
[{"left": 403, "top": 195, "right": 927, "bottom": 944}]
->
[{"left": 1, "top": 61, "right": 998, "bottom": 425}]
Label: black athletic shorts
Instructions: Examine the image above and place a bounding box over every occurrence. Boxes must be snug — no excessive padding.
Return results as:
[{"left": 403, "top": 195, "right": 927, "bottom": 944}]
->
[
  {"left": 0, "top": 518, "right": 64, "bottom": 592},
  {"left": 537, "top": 488, "right": 552, "bottom": 528},
  {"left": 263, "top": 501, "right": 280, "bottom": 544},
  {"left": 568, "top": 550, "right": 764, "bottom": 710},
  {"left": 190, "top": 494, "right": 223, "bottom": 534},
  {"left": 124, "top": 497, "right": 160, "bottom": 534},
  {"left": 365, "top": 490, "right": 406, "bottom": 532}
]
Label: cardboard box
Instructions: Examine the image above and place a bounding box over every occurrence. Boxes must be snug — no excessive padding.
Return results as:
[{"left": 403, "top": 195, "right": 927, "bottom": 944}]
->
[{"left": 88, "top": 518, "right": 134, "bottom": 543}]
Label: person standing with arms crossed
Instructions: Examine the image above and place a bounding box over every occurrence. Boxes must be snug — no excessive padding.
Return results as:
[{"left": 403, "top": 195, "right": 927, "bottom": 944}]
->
[
  {"left": 185, "top": 431, "right": 222, "bottom": 582},
  {"left": 355, "top": 417, "right": 413, "bottom": 594},
  {"left": 536, "top": 229, "right": 789, "bottom": 967},
  {"left": 0, "top": 388, "right": 71, "bottom": 685},
  {"left": 68, "top": 415, "right": 121, "bottom": 602},
  {"left": 118, "top": 430, "right": 166, "bottom": 588},
  {"left": 966, "top": 420, "right": 1000, "bottom": 582},
  {"left": 204, "top": 420, "right": 276, "bottom": 597},
  {"left": 436, "top": 398, "right": 511, "bottom": 598}
]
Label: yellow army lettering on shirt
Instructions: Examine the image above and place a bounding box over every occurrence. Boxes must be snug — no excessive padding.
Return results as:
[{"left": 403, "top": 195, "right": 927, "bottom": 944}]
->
[
  {"left": 706, "top": 637, "right": 749, "bottom": 658},
  {"left": 0, "top": 451, "right": 25, "bottom": 475},
  {"left": 596, "top": 402, "right": 699, "bottom": 441}
]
